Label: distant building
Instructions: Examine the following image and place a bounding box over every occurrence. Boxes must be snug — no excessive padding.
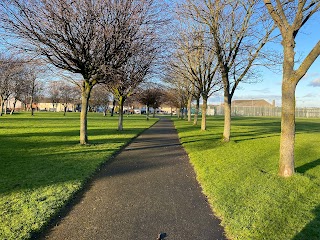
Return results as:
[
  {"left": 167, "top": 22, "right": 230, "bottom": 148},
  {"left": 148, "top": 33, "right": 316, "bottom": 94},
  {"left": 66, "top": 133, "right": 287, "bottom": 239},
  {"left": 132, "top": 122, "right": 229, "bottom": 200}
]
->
[
  {"left": 6, "top": 98, "right": 23, "bottom": 111},
  {"left": 36, "top": 98, "right": 76, "bottom": 112}
]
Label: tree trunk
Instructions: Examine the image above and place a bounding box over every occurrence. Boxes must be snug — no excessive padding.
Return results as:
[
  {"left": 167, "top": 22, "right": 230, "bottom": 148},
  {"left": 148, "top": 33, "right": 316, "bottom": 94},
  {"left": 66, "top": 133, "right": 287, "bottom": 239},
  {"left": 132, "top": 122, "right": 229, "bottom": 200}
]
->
[
  {"left": 111, "top": 99, "right": 116, "bottom": 117},
  {"left": 118, "top": 96, "right": 124, "bottom": 131},
  {"left": 187, "top": 94, "right": 192, "bottom": 122},
  {"left": 279, "top": 80, "right": 296, "bottom": 177},
  {"left": 201, "top": 97, "right": 207, "bottom": 130},
  {"left": 4, "top": 100, "right": 8, "bottom": 115},
  {"left": 184, "top": 106, "right": 188, "bottom": 119},
  {"left": 30, "top": 97, "right": 34, "bottom": 116},
  {"left": 278, "top": 40, "right": 297, "bottom": 177},
  {"left": 24, "top": 101, "right": 27, "bottom": 111},
  {"left": 10, "top": 99, "right": 17, "bottom": 115},
  {"left": 193, "top": 97, "right": 200, "bottom": 126},
  {"left": 177, "top": 107, "right": 181, "bottom": 118},
  {"left": 223, "top": 93, "right": 232, "bottom": 142},
  {"left": 64, "top": 105, "right": 67, "bottom": 116},
  {"left": 0, "top": 97, "right": 4, "bottom": 116},
  {"left": 146, "top": 106, "right": 150, "bottom": 120},
  {"left": 80, "top": 83, "right": 92, "bottom": 145},
  {"left": 153, "top": 107, "right": 156, "bottom": 118},
  {"left": 103, "top": 106, "right": 107, "bottom": 117}
]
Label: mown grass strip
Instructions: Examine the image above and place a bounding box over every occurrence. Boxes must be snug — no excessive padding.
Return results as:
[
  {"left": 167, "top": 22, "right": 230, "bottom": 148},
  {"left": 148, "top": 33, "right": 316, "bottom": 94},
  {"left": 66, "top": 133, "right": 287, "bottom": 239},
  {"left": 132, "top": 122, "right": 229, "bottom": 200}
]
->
[
  {"left": 174, "top": 116, "right": 320, "bottom": 240},
  {"left": 0, "top": 112, "right": 157, "bottom": 239}
]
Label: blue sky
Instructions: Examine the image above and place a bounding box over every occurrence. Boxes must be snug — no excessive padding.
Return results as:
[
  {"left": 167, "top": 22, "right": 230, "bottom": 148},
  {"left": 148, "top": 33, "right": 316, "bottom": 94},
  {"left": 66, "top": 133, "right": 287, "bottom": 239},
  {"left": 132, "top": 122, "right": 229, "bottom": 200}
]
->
[
  {"left": 1, "top": 1, "right": 319, "bottom": 108},
  {"left": 210, "top": 17, "right": 320, "bottom": 108}
]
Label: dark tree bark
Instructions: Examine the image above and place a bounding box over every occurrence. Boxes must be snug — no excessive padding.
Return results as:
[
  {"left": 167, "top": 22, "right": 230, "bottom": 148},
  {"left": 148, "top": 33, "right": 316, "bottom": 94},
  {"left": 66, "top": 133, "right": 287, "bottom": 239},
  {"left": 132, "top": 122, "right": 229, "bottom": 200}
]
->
[
  {"left": 187, "top": 93, "right": 192, "bottom": 122},
  {"left": 118, "top": 96, "right": 125, "bottom": 131},
  {"left": 80, "top": 83, "right": 92, "bottom": 145},
  {"left": 111, "top": 99, "right": 116, "bottom": 117},
  {"left": 201, "top": 97, "right": 208, "bottom": 131},
  {"left": 193, "top": 97, "right": 200, "bottom": 126},
  {"left": 0, "top": 98, "right": 4, "bottom": 116},
  {"left": 10, "top": 99, "right": 17, "bottom": 115}
]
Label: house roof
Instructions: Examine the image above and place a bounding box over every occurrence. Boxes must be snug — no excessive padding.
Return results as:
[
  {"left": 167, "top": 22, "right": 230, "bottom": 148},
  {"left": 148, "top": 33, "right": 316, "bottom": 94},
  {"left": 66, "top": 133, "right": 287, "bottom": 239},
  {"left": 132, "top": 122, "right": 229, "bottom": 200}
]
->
[{"left": 232, "top": 99, "right": 274, "bottom": 107}]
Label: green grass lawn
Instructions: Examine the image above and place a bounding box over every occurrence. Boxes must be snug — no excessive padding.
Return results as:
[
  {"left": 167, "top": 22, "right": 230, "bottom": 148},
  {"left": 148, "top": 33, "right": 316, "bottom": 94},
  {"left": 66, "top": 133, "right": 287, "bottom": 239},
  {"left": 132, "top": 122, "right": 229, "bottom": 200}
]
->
[
  {"left": 174, "top": 116, "right": 320, "bottom": 240},
  {"left": 0, "top": 112, "right": 157, "bottom": 240}
]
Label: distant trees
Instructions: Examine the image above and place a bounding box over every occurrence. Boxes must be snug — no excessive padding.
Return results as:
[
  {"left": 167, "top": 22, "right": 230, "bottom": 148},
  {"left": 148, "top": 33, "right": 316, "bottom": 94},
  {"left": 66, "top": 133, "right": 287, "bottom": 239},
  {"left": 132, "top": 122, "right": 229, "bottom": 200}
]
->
[
  {"left": 264, "top": 0, "right": 320, "bottom": 177},
  {"left": 163, "top": 69, "right": 190, "bottom": 119},
  {"left": 0, "top": 0, "right": 165, "bottom": 144},
  {"left": 138, "top": 84, "right": 165, "bottom": 119},
  {"left": 0, "top": 55, "right": 43, "bottom": 116},
  {"left": 48, "top": 80, "right": 79, "bottom": 115},
  {"left": 90, "top": 85, "right": 111, "bottom": 116},
  {"left": 10, "top": 72, "right": 25, "bottom": 114},
  {"left": 162, "top": 88, "right": 182, "bottom": 117},
  {"left": 184, "top": 0, "right": 275, "bottom": 140},
  {"left": 171, "top": 25, "right": 222, "bottom": 129},
  {"left": 167, "top": 0, "right": 274, "bottom": 132},
  {"left": 48, "top": 81, "right": 60, "bottom": 111},
  {"left": 0, "top": 55, "right": 21, "bottom": 116},
  {"left": 24, "top": 67, "right": 43, "bottom": 116},
  {"left": 110, "top": 42, "right": 158, "bottom": 130}
]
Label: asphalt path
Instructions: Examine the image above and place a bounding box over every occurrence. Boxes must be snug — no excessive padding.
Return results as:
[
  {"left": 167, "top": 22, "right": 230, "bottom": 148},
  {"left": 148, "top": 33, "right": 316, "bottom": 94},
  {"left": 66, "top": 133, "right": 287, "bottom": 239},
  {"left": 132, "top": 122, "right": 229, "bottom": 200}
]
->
[{"left": 42, "top": 118, "right": 226, "bottom": 240}]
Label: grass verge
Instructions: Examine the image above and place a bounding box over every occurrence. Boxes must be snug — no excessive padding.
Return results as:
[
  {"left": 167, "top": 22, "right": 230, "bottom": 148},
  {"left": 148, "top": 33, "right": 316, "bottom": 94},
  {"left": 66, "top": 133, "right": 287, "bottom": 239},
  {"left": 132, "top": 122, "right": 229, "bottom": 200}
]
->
[
  {"left": 174, "top": 116, "right": 320, "bottom": 240},
  {"left": 0, "top": 112, "right": 157, "bottom": 239}
]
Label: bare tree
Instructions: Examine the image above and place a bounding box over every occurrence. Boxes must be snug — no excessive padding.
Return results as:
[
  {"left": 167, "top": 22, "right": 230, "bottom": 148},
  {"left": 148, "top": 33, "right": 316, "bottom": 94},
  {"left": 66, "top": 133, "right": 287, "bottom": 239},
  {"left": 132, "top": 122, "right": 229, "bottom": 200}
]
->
[
  {"left": 163, "top": 71, "right": 189, "bottom": 119},
  {"left": 263, "top": 0, "right": 320, "bottom": 177},
  {"left": 185, "top": 0, "right": 275, "bottom": 140},
  {"left": 162, "top": 88, "right": 181, "bottom": 117},
  {"left": 173, "top": 25, "right": 222, "bottom": 130},
  {"left": 58, "top": 81, "right": 79, "bottom": 116},
  {"left": 111, "top": 50, "right": 156, "bottom": 130},
  {"left": 0, "top": 54, "right": 24, "bottom": 115},
  {"left": 24, "top": 67, "right": 43, "bottom": 116},
  {"left": 0, "top": 0, "right": 164, "bottom": 144},
  {"left": 138, "top": 84, "right": 165, "bottom": 119},
  {"left": 110, "top": 95, "right": 117, "bottom": 117},
  {"left": 10, "top": 70, "right": 27, "bottom": 114},
  {"left": 90, "top": 85, "right": 111, "bottom": 116},
  {"left": 48, "top": 81, "right": 61, "bottom": 111}
]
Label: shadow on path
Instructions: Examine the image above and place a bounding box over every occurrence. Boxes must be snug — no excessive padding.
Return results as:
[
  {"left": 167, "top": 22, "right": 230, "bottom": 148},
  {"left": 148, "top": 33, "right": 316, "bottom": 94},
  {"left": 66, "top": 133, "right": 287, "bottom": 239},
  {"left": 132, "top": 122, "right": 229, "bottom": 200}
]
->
[{"left": 40, "top": 118, "right": 226, "bottom": 240}]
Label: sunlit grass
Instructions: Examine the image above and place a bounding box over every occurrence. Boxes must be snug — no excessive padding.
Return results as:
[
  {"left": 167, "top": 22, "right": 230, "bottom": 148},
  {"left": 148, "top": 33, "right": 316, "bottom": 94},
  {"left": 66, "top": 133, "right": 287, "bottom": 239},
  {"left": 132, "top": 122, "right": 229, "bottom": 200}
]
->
[
  {"left": 0, "top": 112, "right": 157, "bottom": 239},
  {"left": 174, "top": 116, "right": 320, "bottom": 240}
]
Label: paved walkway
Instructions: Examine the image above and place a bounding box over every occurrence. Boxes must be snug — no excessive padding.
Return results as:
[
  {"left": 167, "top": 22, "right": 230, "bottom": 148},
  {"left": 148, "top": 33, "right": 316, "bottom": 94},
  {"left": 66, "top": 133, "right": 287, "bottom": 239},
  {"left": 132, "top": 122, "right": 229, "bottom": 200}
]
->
[{"left": 43, "top": 118, "right": 226, "bottom": 240}]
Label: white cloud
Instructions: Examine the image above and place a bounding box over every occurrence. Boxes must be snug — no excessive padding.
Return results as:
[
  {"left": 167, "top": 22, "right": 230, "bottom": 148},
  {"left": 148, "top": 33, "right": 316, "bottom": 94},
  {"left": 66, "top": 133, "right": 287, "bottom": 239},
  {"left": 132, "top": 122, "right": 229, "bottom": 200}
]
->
[
  {"left": 302, "top": 93, "right": 317, "bottom": 98},
  {"left": 302, "top": 72, "right": 320, "bottom": 80},
  {"left": 309, "top": 78, "right": 320, "bottom": 87}
]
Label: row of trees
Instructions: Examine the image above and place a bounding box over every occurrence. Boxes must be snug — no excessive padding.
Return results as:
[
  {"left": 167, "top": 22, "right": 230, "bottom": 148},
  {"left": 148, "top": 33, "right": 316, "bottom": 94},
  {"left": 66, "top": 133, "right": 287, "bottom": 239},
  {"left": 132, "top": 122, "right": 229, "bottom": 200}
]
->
[
  {"left": 1, "top": 0, "right": 319, "bottom": 177},
  {"left": 0, "top": 0, "right": 167, "bottom": 144},
  {"left": 0, "top": 63, "right": 168, "bottom": 120},
  {"left": 166, "top": 0, "right": 320, "bottom": 177},
  {"left": 166, "top": 0, "right": 275, "bottom": 132},
  {"left": 0, "top": 56, "right": 43, "bottom": 116}
]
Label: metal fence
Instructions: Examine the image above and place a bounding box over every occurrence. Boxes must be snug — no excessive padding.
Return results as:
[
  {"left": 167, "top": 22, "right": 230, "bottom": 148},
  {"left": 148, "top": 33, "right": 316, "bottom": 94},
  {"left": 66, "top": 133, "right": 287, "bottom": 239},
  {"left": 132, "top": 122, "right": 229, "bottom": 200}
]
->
[{"left": 214, "top": 106, "right": 320, "bottom": 118}]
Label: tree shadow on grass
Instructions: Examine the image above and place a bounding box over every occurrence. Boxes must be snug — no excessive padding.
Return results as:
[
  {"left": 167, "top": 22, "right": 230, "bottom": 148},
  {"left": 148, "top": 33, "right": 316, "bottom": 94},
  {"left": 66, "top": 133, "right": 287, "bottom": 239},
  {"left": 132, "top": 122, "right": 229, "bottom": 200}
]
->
[
  {"left": 0, "top": 127, "right": 147, "bottom": 195},
  {"left": 296, "top": 159, "right": 320, "bottom": 174},
  {"left": 293, "top": 205, "right": 320, "bottom": 240}
]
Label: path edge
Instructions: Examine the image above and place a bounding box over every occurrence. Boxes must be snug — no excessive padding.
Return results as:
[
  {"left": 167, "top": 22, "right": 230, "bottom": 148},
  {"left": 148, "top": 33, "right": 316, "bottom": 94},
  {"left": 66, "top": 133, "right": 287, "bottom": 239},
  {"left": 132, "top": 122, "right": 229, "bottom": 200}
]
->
[{"left": 32, "top": 118, "right": 160, "bottom": 240}]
